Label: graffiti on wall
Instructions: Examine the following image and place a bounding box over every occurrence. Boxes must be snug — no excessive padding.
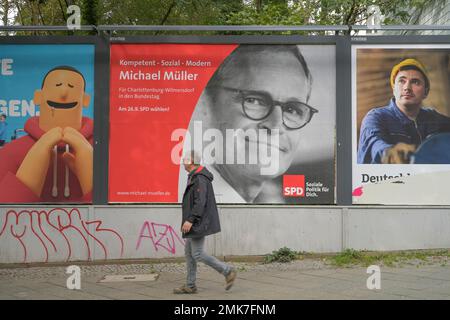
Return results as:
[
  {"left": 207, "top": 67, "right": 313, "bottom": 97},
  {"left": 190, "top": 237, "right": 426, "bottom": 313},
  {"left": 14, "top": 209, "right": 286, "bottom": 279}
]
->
[
  {"left": 136, "top": 221, "right": 185, "bottom": 255},
  {"left": 0, "top": 207, "right": 188, "bottom": 263},
  {"left": 0, "top": 208, "right": 124, "bottom": 263}
]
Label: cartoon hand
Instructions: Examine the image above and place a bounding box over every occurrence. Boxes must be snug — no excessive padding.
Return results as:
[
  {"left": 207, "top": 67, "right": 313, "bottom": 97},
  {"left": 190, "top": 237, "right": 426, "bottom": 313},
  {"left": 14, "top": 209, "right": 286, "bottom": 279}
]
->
[
  {"left": 382, "top": 143, "right": 417, "bottom": 164},
  {"left": 61, "top": 127, "right": 93, "bottom": 196},
  {"left": 16, "top": 127, "right": 63, "bottom": 197}
]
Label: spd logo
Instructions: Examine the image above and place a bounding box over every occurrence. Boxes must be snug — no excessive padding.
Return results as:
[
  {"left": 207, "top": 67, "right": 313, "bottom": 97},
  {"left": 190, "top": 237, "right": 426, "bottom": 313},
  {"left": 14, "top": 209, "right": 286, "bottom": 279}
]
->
[{"left": 283, "top": 175, "right": 305, "bottom": 197}]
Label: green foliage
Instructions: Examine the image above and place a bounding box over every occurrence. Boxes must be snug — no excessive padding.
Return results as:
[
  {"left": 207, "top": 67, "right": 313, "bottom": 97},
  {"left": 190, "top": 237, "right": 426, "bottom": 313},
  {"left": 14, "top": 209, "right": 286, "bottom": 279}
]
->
[
  {"left": 0, "top": 0, "right": 431, "bottom": 35},
  {"left": 237, "top": 265, "right": 248, "bottom": 272},
  {"left": 332, "top": 249, "right": 364, "bottom": 267},
  {"left": 328, "top": 249, "right": 450, "bottom": 267},
  {"left": 97, "top": 0, "right": 243, "bottom": 26},
  {"left": 227, "top": 0, "right": 429, "bottom": 34},
  {"left": 264, "top": 247, "right": 299, "bottom": 263},
  {"left": 83, "top": 0, "right": 99, "bottom": 26}
]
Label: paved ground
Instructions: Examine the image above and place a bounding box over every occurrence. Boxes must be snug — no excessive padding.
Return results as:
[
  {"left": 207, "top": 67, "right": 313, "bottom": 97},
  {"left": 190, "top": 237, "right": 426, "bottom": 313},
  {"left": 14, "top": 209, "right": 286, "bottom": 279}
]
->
[{"left": 0, "top": 259, "right": 449, "bottom": 300}]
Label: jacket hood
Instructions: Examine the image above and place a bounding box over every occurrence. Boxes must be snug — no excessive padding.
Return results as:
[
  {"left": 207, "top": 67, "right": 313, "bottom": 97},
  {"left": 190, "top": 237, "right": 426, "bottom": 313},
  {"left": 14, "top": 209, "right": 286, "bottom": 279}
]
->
[{"left": 190, "top": 166, "right": 214, "bottom": 182}]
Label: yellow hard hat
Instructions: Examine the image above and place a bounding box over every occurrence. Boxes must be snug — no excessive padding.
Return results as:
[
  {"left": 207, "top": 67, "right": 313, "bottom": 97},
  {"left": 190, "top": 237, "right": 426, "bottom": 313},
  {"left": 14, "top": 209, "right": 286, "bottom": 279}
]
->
[{"left": 390, "top": 58, "right": 429, "bottom": 90}]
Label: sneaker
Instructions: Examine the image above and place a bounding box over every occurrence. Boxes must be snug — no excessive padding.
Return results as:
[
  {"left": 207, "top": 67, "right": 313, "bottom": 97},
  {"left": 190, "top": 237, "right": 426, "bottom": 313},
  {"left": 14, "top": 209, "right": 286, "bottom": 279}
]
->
[
  {"left": 225, "top": 268, "right": 237, "bottom": 291},
  {"left": 173, "top": 285, "right": 198, "bottom": 294}
]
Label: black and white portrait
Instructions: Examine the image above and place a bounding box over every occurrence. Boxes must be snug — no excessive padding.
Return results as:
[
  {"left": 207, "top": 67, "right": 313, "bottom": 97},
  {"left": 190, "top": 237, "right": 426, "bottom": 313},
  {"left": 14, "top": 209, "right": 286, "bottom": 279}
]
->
[{"left": 178, "top": 44, "right": 335, "bottom": 204}]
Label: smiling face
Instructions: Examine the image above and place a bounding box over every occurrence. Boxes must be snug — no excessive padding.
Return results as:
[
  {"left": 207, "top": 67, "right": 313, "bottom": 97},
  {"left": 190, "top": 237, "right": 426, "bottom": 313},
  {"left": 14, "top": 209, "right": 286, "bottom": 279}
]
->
[
  {"left": 205, "top": 49, "right": 310, "bottom": 180},
  {"left": 393, "top": 69, "right": 428, "bottom": 111},
  {"left": 34, "top": 68, "right": 90, "bottom": 131}
]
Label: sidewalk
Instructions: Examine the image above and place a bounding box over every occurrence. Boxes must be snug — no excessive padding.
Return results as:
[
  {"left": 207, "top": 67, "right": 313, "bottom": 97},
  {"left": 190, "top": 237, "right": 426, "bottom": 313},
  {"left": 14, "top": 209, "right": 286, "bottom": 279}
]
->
[{"left": 0, "top": 260, "right": 449, "bottom": 300}]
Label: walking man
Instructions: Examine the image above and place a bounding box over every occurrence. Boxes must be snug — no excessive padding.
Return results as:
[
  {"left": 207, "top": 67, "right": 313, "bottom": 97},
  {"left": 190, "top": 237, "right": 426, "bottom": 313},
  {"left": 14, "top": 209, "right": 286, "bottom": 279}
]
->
[{"left": 174, "top": 151, "right": 237, "bottom": 294}]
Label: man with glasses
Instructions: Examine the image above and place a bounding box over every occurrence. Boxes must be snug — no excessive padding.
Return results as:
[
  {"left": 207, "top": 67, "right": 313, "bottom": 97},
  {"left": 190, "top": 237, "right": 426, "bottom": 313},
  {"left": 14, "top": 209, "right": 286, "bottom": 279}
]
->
[{"left": 185, "top": 45, "right": 317, "bottom": 203}]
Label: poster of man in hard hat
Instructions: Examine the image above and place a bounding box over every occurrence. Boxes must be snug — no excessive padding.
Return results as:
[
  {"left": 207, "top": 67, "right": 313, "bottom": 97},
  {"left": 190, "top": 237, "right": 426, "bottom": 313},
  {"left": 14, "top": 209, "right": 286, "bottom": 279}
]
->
[{"left": 352, "top": 45, "right": 450, "bottom": 205}]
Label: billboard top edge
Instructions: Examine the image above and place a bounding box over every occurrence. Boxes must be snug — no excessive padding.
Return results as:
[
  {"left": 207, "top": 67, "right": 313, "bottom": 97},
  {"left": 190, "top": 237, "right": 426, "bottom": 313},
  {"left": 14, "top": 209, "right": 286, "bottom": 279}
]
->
[
  {"left": 350, "top": 34, "right": 450, "bottom": 44},
  {"left": 108, "top": 34, "right": 340, "bottom": 45},
  {"left": 0, "top": 35, "right": 102, "bottom": 45}
]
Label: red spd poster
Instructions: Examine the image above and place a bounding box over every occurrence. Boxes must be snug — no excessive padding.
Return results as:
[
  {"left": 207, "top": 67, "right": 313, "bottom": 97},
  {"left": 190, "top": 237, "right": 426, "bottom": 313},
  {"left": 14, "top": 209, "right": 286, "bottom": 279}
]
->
[
  {"left": 110, "top": 44, "right": 336, "bottom": 204},
  {"left": 109, "top": 44, "right": 237, "bottom": 202}
]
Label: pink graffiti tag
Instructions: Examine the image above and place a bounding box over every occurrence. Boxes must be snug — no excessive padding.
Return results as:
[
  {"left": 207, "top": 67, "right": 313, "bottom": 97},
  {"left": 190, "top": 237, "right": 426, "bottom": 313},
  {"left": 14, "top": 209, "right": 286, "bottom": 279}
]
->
[
  {"left": 0, "top": 208, "right": 124, "bottom": 263},
  {"left": 136, "top": 221, "right": 185, "bottom": 254},
  {"left": 352, "top": 186, "right": 364, "bottom": 197}
]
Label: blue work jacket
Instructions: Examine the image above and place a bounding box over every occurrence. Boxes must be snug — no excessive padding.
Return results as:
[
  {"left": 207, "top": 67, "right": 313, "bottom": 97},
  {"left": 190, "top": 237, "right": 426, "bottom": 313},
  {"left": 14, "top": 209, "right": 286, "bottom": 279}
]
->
[{"left": 358, "top": 98, "right": 450, "bottom": 164}]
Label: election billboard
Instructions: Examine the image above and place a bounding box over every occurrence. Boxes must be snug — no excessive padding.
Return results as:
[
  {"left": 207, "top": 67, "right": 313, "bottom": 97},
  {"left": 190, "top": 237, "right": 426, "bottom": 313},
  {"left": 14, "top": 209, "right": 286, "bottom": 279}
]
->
[
  {"left": 352, "top": 45, "right": 450, "bottom": 205},
  {"left": 109, "top": 43, "right": 336, "bottom": 204},
  {"left": 0, "top": 43, "right": 95, "bottom": 203}
]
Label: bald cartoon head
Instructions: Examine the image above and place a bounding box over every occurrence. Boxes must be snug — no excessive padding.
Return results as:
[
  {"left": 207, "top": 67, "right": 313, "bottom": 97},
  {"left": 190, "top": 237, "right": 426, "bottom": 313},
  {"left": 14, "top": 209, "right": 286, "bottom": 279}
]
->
[{"left": 33, "top": 66, "right": 91, "bottom": 131}]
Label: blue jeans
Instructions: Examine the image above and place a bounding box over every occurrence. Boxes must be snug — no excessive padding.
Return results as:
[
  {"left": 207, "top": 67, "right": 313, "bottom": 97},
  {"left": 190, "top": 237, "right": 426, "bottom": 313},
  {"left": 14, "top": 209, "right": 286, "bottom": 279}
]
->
[{"left": 185, "top": 236, "right": 231, "bottom": 288}]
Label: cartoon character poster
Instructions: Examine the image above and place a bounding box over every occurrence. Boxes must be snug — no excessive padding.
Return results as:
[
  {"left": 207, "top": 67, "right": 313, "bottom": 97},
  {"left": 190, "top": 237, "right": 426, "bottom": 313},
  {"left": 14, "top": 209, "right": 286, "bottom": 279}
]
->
[{"left": 0, "top": 44, "right": 95, "bottom": 203}]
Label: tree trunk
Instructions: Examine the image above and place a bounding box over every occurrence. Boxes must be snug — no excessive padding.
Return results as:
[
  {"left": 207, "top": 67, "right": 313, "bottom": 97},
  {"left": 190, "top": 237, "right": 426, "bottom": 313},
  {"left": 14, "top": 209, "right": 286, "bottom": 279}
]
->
[
  {"left": 2, "top": 0, "right": 10, "bottom": 26},
  {"left": 37, "top": 0, "right": 45, "bottom": 25},
  {"left": 25, "top": 0, "right": 40, "bottom": 34},
  {"left": 14, "top": 0, "right": 25, "bottom": 26},
  {"left": 155, "top": 0, "right": 176, "bottom": 35},
  {"left": 83, "top": 0, "right": 99, "bottom": 35},
  {"left": 160, "top": 0, "right": 176, "bottom": 25},
  {"left": 255, "top": 0, "right": 262, "bottom": 13},
  {"left": 27, "top": 0, "right": 39, "bottom": 24},
  {"left": 57, "top": 0, "right": 67, "bottom": 20},
  {"left": 343, "top": 0, "right": 357, "bottom": 35}
]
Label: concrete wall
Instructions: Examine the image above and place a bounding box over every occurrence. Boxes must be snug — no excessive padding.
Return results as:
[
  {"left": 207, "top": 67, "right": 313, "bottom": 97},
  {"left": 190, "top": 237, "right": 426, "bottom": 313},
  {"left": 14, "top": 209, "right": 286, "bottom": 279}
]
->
[
  {"left": 0, "top": 205, "right": 449, "bottom": 264},
  {"left": 345, "top": 208, "right": 450, "bottom": 251}
]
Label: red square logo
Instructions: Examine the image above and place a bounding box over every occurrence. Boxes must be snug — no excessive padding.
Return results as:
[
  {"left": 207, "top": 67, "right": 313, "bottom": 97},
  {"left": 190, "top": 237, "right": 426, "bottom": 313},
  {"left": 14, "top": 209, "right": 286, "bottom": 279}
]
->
[{"left": 283, "top": 175, "right": 305, "bottom": 197}]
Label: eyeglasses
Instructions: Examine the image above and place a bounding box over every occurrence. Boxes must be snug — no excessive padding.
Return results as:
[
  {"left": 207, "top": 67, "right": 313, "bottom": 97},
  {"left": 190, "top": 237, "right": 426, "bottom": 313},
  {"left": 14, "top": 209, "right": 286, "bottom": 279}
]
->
[{"left": 217, "top": 86, "right": 318, "bottom": 130}]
